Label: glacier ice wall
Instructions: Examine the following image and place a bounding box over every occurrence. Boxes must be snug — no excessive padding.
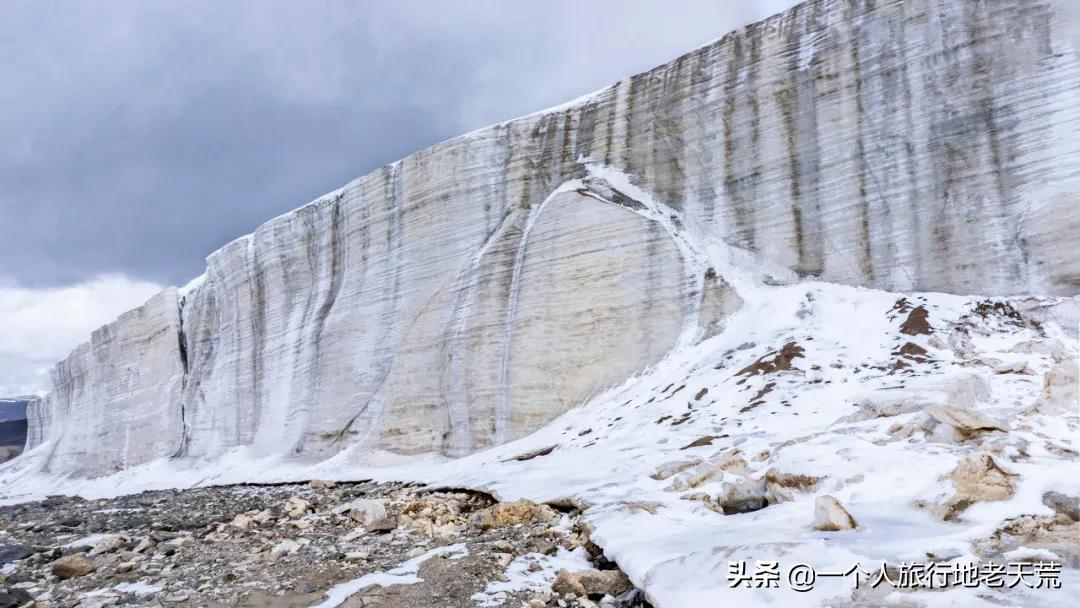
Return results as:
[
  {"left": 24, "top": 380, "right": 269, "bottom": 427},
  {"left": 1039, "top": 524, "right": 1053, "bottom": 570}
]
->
[
  {"left": 27, "top": 289, "right": 185, "bottom": 475},
  {"left": 22, "top": 0, "right": 1080, "bottom": 475}
]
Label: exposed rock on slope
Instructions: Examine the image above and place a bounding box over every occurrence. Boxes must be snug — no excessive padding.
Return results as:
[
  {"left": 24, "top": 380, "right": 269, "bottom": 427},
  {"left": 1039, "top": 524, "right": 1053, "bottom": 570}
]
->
[{"left": 12, "top": 0, "right": 1080, "bottom": 479}]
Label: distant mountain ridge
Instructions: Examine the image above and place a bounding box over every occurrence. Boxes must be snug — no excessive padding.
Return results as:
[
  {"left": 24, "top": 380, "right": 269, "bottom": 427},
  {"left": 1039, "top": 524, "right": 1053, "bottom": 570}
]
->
[
  {"left": 0, "top": 397, "right": 31, "bottom": 423},
  {"left": 0, "top": 396, "right": 29, "bottom": 463}
]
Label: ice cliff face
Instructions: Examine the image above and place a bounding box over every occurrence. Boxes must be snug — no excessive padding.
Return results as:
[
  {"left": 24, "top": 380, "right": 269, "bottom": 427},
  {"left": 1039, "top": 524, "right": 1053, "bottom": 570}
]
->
[
  {"left": 25, "top": 290, "right": 186, "bottom": 474},
  {"left": 19, "top": 0, "right": 1080, "bottom": 476}
]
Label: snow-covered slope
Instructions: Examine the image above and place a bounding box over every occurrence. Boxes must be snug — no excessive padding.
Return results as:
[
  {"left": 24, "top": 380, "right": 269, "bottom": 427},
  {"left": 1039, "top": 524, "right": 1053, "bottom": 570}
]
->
[
  {"left": 3, "top": 277, "right": 1076, "bottom": 607},
  {"left": 13, "top": 0, "right": 1080, "bottom": 478}
]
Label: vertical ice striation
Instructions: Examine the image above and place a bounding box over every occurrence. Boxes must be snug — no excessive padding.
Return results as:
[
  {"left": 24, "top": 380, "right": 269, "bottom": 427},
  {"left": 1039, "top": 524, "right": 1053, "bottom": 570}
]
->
[
  {"left": 25, "top": 290, "right": 185, "bottom": 475},
  {"left": 18, "top": 0, "right": 1080, "bottom": 476}
]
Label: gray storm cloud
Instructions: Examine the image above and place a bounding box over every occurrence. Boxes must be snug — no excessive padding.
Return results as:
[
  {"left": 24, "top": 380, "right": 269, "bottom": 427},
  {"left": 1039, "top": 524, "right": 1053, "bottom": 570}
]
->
[
  {"left": 0, "top": 1, "right": 793, "bottom": 393},
  {"left": 0, "top": 0, "right": 789, "bottom": 288}
]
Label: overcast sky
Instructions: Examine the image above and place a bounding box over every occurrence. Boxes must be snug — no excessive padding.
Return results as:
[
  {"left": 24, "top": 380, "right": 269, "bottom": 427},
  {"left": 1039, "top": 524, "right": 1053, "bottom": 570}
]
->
[{"left": 0, "top": 0, "right": 793, "bottom": 396}]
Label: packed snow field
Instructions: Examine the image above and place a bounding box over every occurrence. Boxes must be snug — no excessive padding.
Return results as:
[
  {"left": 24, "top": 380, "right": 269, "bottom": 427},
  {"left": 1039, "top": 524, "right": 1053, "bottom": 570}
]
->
[{"left": 3, "top": 277, "right": 1077, "bottom": 607}]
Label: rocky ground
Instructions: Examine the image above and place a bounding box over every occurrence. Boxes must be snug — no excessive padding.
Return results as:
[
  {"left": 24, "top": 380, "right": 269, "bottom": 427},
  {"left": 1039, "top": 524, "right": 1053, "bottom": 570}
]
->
[{"left": 0, "top": 481, "right": 647, "bottom": 608}]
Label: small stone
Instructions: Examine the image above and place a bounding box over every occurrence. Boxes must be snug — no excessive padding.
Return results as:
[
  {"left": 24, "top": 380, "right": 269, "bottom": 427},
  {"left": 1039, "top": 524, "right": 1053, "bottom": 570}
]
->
[
  {"left": 52, "top": 554, "right": 96, "bottom": 579},
  {"left": 308, "top": 479, "right": 336, "bottom": 490},
  {"left": 344, "top": 551, "right": 369, "bottom": 561},
  {"left": 812, "top": 495, "right": 857, "bottom": 531}
]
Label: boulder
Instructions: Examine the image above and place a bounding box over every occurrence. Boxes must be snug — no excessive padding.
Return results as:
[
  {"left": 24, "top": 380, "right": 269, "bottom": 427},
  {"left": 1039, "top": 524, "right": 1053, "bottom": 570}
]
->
[
  {"left": 949, "top": 452, "right": 1016, "bottom": 502},
  {"left": 1037, "top": 361, "right": 1079, "bottom": 414},
  {"left": 283, "top": 497, "right": 311, "bottom": 518},
  {"left": 0, "top": 545, "right": 33, "bottom": 564},
  {"left": 942, "top": 452, "right": 1017, "bottom": 520},
  {"left": 552, "top": 568, "right": 632, "bottom": 597},
  {"left": 551, "top": 569, "right": 586, "bottom": 596},
  {"left": 89, "top": 534, "right": 127, "bottom": 555},
  {"left": 812, "top": 495, "right": 858, "bottom": 531},
  {"left": 0, "top": 588, "right": 32, "bottom": 608},
  {"left": 308, "top": 479, "right": 336, "bottom": 489},
  {"left": 1042, "top": 491, "right": 1079, "bottom": 522},
  {"left": 365, "top": 516, "right": 397, "bottom": 533},
  {"left": 230, "top": 513, "right": 254, "bottom": 530},
  {"left": 52, "top": 554, "right": 96, "bottom": 579},
  {"left": 469, "top": 500, "right": 558, "bottom": 530},
  {"left": 343, "top": 499, "right": 390, "bottom": 529},
  {"left": 577, "top": 569, "right": 633, "bottom": 596},
  {"left": 925, "top": 405, "right": 1006, "bottom": 436}
]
